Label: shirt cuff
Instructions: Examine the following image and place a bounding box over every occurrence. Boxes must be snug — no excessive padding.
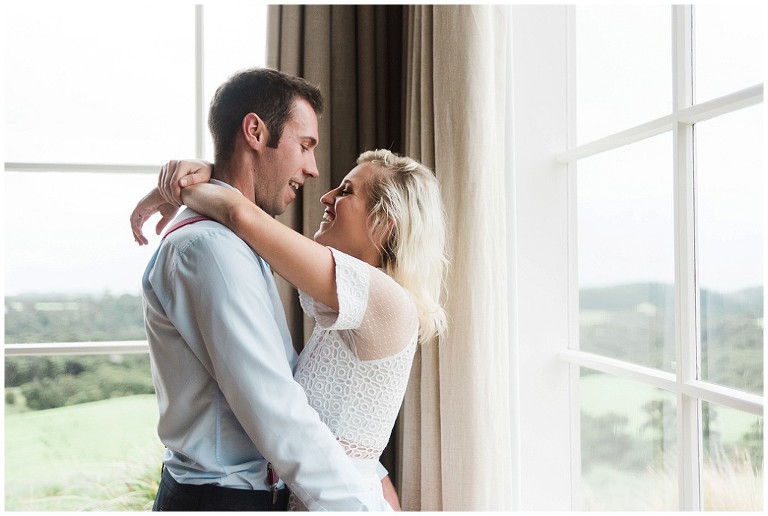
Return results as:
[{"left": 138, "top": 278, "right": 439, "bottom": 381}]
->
[{"left": 376, "top": 461, "right": 389, "bottom": 480}]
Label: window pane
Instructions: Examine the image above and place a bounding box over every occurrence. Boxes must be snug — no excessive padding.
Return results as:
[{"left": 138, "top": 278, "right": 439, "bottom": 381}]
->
[
  {"left": 202, "top": 5, "right": 269, "bottom": 161},
  {"left": 575, "top": 5, "right": 671, "bottom": 144},
  {"left": 701, "top": 402, "right": 763, "bottom": 511},
  {"left": 5, "top": 293, "right": 145, "bottom": 344},
  {"left": 581, "top": 371, "right": 678, "bottom": 510},
  {"left": 695, "top": 106, "right": 764, "bottom": 395},
  {"left": 4, "top": 4, "right": 196, "bottom": 164},
  {"left": 5, "top": 355, "right": 160, "bottom": 511},
  {"left": 694, "top": 5, "right": 764, "bottom": 104},
  {"left": 4, "top": 172, "right": 158, "bottom": 296},
  {"left": 578, "top": 135, "right": 675, "bottom": 371}
]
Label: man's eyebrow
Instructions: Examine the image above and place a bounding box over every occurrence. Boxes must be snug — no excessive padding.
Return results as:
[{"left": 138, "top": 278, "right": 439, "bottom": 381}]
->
[{"left": 303, "top": 136, "right": 318, "bottom": 148}]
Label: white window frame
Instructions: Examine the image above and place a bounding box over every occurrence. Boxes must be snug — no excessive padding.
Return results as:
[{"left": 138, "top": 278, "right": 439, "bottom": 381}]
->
[
  {"left": 510, "top": 4, "right": 763, "bottom": 511},
  {"left": 509, "top": 5, "right": 574, "bottom": 510},
  {"left": 4, "top": 6, "right": 206, "bottom": 178}
]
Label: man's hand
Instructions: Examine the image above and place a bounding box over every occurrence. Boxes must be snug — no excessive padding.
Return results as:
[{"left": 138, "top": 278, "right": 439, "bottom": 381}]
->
[{"left": 381, "top": 475, "right": 402, "bottom": 511}]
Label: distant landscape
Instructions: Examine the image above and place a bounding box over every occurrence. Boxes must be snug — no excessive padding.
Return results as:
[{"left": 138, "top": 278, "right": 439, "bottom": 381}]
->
[
  {"left": 5, "top": 292, "right": 152, "bottom": 411},
  {"left": 4, "top": 284, "right": 762, "bottom": 409},
  {"left": 5, "top": 292, "right": 146, "bottom": 344},
  {"left": 5, "top": 283, "right": 761, "bottom": 398},
  {"left": 580, "top": 283, "right": 763, "bottom": 394},
  {"left": 578, "top": 282, "right": 763, "bottom": 494}
]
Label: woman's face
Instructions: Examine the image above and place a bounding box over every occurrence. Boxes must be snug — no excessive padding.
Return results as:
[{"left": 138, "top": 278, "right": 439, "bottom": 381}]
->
[{"left": 314, "top": 163, "right": 386, "bottom": 267}]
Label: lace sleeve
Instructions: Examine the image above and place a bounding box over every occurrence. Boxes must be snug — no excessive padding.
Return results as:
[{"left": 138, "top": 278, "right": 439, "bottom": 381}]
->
[
  {"left": 298, "top": 248, "right": 369, "bottom": 330},
  {"left": 298, "top": 248, "right": 418, "bottom": 361}
]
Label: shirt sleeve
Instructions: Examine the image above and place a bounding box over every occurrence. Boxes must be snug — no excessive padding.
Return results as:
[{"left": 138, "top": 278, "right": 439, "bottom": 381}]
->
[
  {"left": 376, "top": 462, "right": 389, "bottom": 480},
  {"left": 162, "top": 228, "right": 387, "bottom": 511}
]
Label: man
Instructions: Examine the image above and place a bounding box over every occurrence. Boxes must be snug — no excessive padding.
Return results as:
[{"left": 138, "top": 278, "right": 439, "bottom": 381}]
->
[{"left": 133, "top": 68, "right": 390, "bottom": 511}]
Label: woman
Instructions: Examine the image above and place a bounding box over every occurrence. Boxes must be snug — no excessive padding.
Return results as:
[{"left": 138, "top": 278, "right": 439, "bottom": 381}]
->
[{"left": 131, "top": 149, "right": 447, "bottom": 510}]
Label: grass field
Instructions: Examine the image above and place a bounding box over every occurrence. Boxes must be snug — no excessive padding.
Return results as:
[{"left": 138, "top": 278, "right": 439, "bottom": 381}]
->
[{"left": 4, "top": 394, "right": 162, "bottom": 511}]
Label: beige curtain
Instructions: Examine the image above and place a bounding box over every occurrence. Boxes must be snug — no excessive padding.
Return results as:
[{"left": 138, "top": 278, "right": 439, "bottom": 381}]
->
[
  {"left": 397, "top": 5, "right": 513, "bottom": 511},
  {"left": 267, "top": 4, "right": 513, "bottom": 511}
]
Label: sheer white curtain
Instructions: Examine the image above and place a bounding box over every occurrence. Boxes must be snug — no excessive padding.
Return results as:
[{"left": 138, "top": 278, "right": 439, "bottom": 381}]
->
[{"left": 398, "top": 5, "right": 514, "bottom": 511}]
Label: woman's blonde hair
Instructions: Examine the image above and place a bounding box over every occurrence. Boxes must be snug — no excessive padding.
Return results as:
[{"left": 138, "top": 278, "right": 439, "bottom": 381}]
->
[{"left": 358, "top": 149, "right": 448, "bottom": 344}]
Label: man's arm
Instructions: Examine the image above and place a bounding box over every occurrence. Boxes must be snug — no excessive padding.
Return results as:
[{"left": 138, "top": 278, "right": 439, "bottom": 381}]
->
[
  {"left": 164, "top": 227, "right": 385, "bottom": 511},
  {"left": 381, "top": 475, "right": 401, "bottom": 511}
]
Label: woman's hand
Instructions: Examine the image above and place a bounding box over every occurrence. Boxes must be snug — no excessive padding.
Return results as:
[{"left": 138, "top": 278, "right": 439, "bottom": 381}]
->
[
  {"left": 130, "top": 188, "right": 180, "bottom": 245},
  {"left": 157, "top": 159, "right": 213, "bottom": 206},
  {"left": 129, "top": 159, "right": 213, "bottom": 245}
]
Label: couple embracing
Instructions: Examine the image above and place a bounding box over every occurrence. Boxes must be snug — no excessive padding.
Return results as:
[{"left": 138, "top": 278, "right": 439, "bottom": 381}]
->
[{"left": 130, "top": 67, "right": 447, "bottom": 511}]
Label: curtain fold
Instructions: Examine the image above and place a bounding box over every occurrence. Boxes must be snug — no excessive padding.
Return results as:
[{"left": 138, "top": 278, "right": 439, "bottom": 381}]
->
[{"left": 398, "top": 5, "right": 513, "bottom": 511}]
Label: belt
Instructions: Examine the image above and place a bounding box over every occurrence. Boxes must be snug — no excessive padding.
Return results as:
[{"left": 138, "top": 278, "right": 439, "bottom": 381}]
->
[{"left": 161, "top": 468, "right": 288, "bottom": 506}]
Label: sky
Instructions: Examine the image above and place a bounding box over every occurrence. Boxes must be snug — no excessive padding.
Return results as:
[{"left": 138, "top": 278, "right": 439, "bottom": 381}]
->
[
  {"left": 2, "top": 2, "right": 765, "bottom": 296},
  {"left": 574, "top": 4, "right": 764, "bottom": 292}
]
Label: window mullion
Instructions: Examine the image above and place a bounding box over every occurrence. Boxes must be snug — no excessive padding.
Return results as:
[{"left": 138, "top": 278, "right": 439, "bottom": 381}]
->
[
  {"left": 676, "top": 83, "right": 763, "bottom": 124},
  {"left": 565, "top": 6, "right": 582, "bottom": 510},
  {"left": 195, "top": 4, "right": 205, "bottom": 159},
  {"left": 3, "top": 162, "right": 159, "bottom": 174},
  {"left": 672, "top": 4, "right": 702, "bottom": 511},
  {"left": 5, "top": 341, "right": 149, "bottom": 357}
]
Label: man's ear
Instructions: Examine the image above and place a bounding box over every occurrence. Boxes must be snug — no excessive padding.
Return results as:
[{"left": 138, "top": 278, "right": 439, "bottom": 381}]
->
[{"left": 242, "top": 113, "right": 269, "bottom": 150}]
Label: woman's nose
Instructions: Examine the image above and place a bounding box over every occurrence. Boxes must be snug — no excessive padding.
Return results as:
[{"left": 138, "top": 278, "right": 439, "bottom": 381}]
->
[{"left": 320, "top": 188, "right": 335, "bottom": 205}]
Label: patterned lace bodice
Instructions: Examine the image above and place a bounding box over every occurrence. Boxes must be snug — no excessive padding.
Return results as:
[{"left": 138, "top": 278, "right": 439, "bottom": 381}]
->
[{"left": 295, "top": 248, "right": 418, "bottom": 461}]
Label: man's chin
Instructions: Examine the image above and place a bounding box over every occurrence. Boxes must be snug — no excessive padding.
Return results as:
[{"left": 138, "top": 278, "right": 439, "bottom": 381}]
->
[
  {"left": 268, "top": 198, "right": 290, "bottom": 217},
  {"left": 284, "top": 187, "right": 297, "bottom": 207}
]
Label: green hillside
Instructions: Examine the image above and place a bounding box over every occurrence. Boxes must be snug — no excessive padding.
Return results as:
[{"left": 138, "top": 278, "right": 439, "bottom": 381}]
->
[
  {"left": 579, "top": 283, "right": 763, "bottom": 393},
  {"left": 5, "top": 394, "right": 162, "bottom": 511},
  {"left": 5, "top": 292, "right": 146, "bottom": 344}
]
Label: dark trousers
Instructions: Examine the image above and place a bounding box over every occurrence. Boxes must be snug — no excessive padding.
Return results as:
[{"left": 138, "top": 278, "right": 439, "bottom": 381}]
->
[{"left": 153, "top": 468, "right": 289, "bottom": 511}]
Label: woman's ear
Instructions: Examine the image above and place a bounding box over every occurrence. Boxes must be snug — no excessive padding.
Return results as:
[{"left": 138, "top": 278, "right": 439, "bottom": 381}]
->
[{"left": 242, "top": 113, "right": 270, "bottom": 150}]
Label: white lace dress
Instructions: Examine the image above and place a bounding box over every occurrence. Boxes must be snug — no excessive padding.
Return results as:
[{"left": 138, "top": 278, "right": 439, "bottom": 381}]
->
[{"left": 288, "top": 248, "right": 418, "bottom": 511}]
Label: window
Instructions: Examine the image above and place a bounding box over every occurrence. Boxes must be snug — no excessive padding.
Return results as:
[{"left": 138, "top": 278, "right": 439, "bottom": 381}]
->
[
  {"left": 4, "top": 4, "right": 268, "bottom": 510},
  {"left": 564, "top": 4, "right": 763, "bottom": 511},
  {"left": 4, "top": 4, "right": 268, "bottom": 297}
]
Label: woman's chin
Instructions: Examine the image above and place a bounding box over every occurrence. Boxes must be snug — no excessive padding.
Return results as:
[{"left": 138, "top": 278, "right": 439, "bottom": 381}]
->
[{"left": 314, "top": 222, "right": 332, "bottom": 244}]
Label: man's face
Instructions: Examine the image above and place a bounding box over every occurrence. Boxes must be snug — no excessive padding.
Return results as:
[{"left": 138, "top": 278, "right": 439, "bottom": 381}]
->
[{"left": 255, "top": 99, "right": 319, "bottom": 216}]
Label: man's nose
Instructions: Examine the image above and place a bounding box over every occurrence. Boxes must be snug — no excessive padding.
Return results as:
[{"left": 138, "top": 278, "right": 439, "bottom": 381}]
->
[{"left": 304, "top": 152, "right": 319, "bottom": 178}]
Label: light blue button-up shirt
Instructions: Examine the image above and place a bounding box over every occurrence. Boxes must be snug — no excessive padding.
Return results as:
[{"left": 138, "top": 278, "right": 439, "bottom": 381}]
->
[{"left": 142, "top": 181, "right": 387, "bottom": 511}]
